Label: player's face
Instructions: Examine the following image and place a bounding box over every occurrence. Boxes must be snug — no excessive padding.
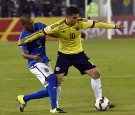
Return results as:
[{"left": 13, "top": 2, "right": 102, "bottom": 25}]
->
[
  {"left": 23, "top": 19, "right": 34, "bottom": 31},
  {"left": 66, "top": 14, "right": 79, "bottom": 26}
]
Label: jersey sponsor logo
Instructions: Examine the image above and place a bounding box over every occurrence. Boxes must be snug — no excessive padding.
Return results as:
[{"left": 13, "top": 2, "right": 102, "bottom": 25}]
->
[
  {"left": 50, "top": 24, "right": 59, "bottom": 29},
  {"left": 50, "top": 20, "right": 65, "bottom": 29},
  {"left": 59, "top": 20, "right": 65, "bottom": 25}
]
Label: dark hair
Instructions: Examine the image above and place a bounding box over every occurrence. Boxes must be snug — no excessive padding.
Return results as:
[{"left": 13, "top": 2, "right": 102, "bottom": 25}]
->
[
  {"left": 20, "top": 14, "right": 32, "bottom": 25},
  {"left": 66, "top": 6, "right": 79, "bottom": 15}
]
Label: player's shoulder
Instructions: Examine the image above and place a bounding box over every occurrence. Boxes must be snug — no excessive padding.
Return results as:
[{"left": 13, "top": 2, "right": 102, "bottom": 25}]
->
[
  {"left": 49, "top": 19, "right": 65, "bottom": 29},
  {"left": 77, "top": 18, "right": 94, "bottom": 25},
  {"left": 58, "top": 19, "right": 65, "bottom": 25},
  {"left": 19, "top": 30, "right": 26, "bottom": 40},
  {"left": 78, "top": 18, "right": 88, "bottom": 22},
  {"left": 34, "top": 22, "right": 46, "bottom": 27}
]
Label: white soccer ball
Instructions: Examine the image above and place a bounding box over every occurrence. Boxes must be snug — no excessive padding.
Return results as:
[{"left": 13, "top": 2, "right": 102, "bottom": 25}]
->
[{"left": 95, "top": 97, "right": 110, "bottom": 111}]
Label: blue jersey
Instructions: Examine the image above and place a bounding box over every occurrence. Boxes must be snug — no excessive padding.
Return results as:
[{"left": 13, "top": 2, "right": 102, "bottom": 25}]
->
[{"left": 19, "top": 22, "right": 49, "bottom": 68}]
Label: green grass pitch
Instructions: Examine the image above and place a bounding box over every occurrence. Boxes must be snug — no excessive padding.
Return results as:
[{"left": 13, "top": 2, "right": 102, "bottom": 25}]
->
[{"left": 0, "top": 39, "right": 135, "bottom": 115}]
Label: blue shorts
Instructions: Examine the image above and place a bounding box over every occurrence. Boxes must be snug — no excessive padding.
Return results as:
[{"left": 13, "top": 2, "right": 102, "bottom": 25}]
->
[{"left": 54, "top": 51, "right": 96, "bottom": 76}]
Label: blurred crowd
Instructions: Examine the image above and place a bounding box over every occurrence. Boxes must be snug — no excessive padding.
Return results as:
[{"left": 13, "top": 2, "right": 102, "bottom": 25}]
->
[
  {"left": 0, "top": 0, "right": 134, "bottom": 17},
  {"left": 86, "top": 0, "right": 133, "bottom": 17},
  {"left": 0, "top": 0, "right": 67, "bottom": 17}
]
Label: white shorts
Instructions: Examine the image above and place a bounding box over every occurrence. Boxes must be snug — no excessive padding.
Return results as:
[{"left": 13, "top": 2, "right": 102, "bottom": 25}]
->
[{"left": 29, "top": 62, "right": 53, "bottom": 88}]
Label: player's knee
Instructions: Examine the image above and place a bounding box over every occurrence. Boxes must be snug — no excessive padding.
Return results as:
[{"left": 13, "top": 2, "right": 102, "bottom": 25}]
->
[
  {"left": 86, "top": 68, "right": 100, "bottom": 79},
  {"left": 93, "top": 71, "right": 100, "bottom": 79},
  {"left": 55, "top": 74, "right": 64, "bottom": 85},
  {"left": 57, "top": 77, "right": 63, "bottom": 85},
  {"left": 47, "top": 74, "right": 57, "bottom": 82},
  {"left": 94, "top": 70, "right": 100, "bottom": 78}
]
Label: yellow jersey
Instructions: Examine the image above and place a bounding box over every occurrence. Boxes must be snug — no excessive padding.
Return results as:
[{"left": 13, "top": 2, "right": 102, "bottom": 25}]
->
[{"left": 43, "top": 18, "right": 94, "bottom": 54}]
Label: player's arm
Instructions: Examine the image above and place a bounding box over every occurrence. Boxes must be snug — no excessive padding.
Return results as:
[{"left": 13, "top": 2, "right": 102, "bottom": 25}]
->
[
  {"left": 18, "top": 30, "right": 45, "bottom": 46},
  {"left": 92, "top": 21, "right": 124, "bottom": 31},
  {"left": 81, "top": 18, "right": 124, "bottom": 32},
  {"left": 18, "top": 25, "right": 58, "bottom": 46},
  {"left": 21, "top": 50, "right": 43, "bottom": 62}
]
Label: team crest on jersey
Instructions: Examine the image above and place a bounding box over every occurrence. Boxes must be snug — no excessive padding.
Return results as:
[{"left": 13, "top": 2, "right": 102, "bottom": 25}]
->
[
  {"left": 55, "top": 67, "right": 60, "bottom": 71},
  {"left": 44, "top": 68, "right": 49, "bottom": 72},
  {"left": 76, "top": 27, "right": 80, "bottom": 31}
]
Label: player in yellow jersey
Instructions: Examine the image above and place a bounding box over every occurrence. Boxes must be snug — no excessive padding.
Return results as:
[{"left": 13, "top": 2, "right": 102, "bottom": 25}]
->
[{"left": 18, "top": 6, "right": 124, "bottom": 113}]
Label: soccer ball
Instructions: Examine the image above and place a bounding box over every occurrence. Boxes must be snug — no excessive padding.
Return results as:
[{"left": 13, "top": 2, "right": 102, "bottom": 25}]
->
[{"left": 95, "top": 97, "right": 110, "bottom": 111}]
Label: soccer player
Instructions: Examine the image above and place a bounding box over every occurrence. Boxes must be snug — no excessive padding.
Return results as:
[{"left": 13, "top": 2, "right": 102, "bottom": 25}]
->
[
  {"left": 17, "top": 14, "right": 65, "bottom": 113},
  {"left": 18, "top": 6, "right": 124, "bottom": 111}
]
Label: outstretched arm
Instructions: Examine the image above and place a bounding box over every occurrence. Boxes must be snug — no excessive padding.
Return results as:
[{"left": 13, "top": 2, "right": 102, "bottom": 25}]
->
[
  {"left": 93, "top": 21, "right": 124, "bottom": 31},
  {"left": 18, "top": 29, "right": 45, "bottom": 46}
]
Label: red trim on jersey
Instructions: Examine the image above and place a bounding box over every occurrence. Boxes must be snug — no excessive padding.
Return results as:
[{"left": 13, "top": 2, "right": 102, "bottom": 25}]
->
[
  {"left": 42, "top": 29, "right": 46, "bottom": 35},
  {"left": 91, "top": 21, "right": 95, "bottom": 28}
]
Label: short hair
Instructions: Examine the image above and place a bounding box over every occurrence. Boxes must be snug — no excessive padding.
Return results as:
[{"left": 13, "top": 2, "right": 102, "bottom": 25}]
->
[
  {"left": 66, "top": 6, "right": 79, "bottom": 15},
  {"left": 20, "top": 14, "right": 32, "bottom": 25}
]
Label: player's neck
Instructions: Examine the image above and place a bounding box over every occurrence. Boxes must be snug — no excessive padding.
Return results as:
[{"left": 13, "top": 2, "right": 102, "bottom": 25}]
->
[{"left": 65, "top": 19, "right": 73, "bottom": 26}]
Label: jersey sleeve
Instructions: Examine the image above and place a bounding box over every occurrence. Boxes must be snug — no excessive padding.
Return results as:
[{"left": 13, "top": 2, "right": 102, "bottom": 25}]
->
[
  {"left": 19, "top": 31, "right": 27, "bottom": 50},
  {"left": 81, "top": 18, "right": 95, "bottom": 29},
  {"left": 39, "top": 22, "right": 46, "bottom": 28},
  {"left": 43, "top": 22, "right": 59, "bottom": 35}
]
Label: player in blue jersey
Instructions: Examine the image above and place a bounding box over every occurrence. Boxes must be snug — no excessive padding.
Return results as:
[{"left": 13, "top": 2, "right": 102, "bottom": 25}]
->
[{"left": 17, "top": 14, "right": 65, "bottom": 113}]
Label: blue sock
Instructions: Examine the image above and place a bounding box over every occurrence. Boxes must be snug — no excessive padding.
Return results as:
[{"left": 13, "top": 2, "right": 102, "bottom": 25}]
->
[
  {"left": 23, "top": 88, "right": 49, "bottom": 102},
  {"left": 48, "top": 74, "right": 57, "bottom": 109}
]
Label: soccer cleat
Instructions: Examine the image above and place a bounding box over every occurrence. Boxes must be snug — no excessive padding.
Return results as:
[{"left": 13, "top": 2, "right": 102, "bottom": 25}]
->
[
  {"left": 50, "top": 108, "right": 66, "bottom": 113},
  {"left": 108, "top": 103, "right": 115, "bottom": 109},
  {"left": 17, "top": 95, "right": 26, "bottom": 112}
]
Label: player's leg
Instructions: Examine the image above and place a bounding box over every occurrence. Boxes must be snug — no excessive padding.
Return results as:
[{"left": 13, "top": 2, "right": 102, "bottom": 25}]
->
[
  {"left": 17, "top": 62, "right": 57, "bottom": 112},
  {"left": 33, "top": 63, "right": 65, "bottom": 113},
  {"left": 55, "top": 73, "right": 65, "bottom": 108},
  {"left": 85, "top": 68, "right": 102, "bottom": 99},
  {"left": 17, "top": 88, "right": 49, "bottom": 112},
  {"left": 31, "top": 63, "right": 57, "bottom": 110},
  {"left": 85, "top": 68, "right": 115, "bottom": 108},
  {"left": 17, "top": 63, "right": 50, "bottom": 112},
  {"left": 49, "top": 73, "right": 66, "bottom": 113},
  {"left": 19, "top": 88, "right": 49, "bottom": 102},
  {"left": 73, "top": 52, "right": 115, "bottom": 109},
  {"left": 50, "top": 51, "right": 71, "bottom": 113},
  {"left": 73, "top": 52, "right": 102, "bottom": 99}
]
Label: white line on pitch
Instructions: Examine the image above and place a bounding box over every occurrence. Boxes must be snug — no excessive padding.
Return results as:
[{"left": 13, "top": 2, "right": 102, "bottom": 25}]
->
[{"left": 2, "top": 75, "right": 134, "bottom": 81}]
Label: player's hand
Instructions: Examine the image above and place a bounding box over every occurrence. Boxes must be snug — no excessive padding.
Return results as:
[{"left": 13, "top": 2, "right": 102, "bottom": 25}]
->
[
  {"left": 18, "top": 40, "right": 25, "bottom": 46},
  {"left": 115, "top": 25, "right": 125, "bottom": 32},
  {"left": 33, "top": 54, "right": 43, "bottom": 62}
]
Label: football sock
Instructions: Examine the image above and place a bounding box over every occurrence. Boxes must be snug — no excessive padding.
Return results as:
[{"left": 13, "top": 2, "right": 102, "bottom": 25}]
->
[
  {"left": 56, "top": 85, "right": 61, "bottom": 108},
  {"left": 23, "top": 88, "right": 49, "bottom": 102},
  {"left": 91, "top": 78, "right": 102, "bottom": 99},
  {"left": 48, "top": 74, "right": 57, "bottom": 109}
]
